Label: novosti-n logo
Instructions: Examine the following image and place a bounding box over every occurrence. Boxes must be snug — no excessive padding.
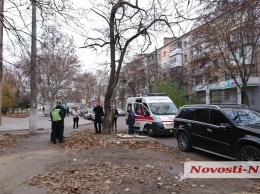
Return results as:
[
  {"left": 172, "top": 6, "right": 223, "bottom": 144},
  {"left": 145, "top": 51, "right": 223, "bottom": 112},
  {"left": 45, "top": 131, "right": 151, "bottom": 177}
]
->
[{"left": 184, "top": 161, "right": 260, "bottom": 178}]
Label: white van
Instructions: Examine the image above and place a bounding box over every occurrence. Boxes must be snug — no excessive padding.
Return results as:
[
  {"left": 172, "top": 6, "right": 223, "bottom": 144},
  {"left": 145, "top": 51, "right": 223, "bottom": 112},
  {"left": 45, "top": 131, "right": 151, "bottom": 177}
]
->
[{"left": 126, "top": 94, "right": 178, "bottom": 136}]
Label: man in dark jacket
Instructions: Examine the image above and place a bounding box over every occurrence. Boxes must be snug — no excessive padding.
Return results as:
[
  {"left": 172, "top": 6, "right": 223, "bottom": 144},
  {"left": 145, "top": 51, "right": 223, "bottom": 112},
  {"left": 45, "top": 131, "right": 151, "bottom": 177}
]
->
[
  {"left": 93, "top": 101, "right": 104, "bottom": 134},
  {"left": 50, "top": 104, "right": 65, "bottom": 144},
  {"left": 127, "top": 105, "right": 135, "bottom": 135}
]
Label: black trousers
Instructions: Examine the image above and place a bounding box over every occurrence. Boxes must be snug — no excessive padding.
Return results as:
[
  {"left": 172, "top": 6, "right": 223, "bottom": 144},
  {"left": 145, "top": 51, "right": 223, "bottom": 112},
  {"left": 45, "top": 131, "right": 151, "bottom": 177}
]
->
[
  {"left": 51, "top": 122, "right": 63, "bottom": 143},
  {"left": 94, "top": 118, "right": 102, "bottom": 133},
  {"left": 73, "top": 117, "right": 79, "bottom": 129},
  {"left": 112, "top": 117, "right": 118, "bottom": 130}
]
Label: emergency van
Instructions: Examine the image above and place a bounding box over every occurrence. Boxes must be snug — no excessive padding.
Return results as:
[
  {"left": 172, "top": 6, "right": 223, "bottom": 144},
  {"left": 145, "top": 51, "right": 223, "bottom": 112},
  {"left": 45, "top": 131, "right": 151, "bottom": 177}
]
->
[{"left": 126, "top": 94, "right": 178, "bottom": 136}]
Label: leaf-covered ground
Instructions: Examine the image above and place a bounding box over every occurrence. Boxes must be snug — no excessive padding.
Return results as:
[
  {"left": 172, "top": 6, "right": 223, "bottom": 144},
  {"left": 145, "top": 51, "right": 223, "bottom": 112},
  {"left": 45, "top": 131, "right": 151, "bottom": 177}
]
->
[
  {"left": 0, "top": 133, "right": 29, "bottom": 154},
  {"left": 26, "top": 130, "right": 260, "bottom": 194}
]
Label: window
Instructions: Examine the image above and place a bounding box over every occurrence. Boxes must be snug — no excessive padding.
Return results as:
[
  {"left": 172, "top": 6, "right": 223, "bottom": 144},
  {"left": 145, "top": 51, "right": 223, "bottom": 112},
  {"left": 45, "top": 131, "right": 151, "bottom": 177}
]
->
[
  {"left": 225, "top": 91, "right": 230, "bottom": 100},
  {"left": 178, "top": 109, "right": 194, "bottom": 120},
  {"left": 223, "top": 108, "right": 260, "bottom": 126},
  {"left": 184, "top": 41, "right": 187, "bottom": 48},
  {"left": 213, "top": 59, "right": 218, "bottom": 66},
  {"left": 194, "top": 109, "right": 209, "bottom": 123},
  {"left": 163, "top": 51, "right": 167, "bottom": 57},
  {"left": 184, "top": 54, "right": 187, "bottom": 62},
  {"left": 210, "top": 110, "right": 228, "bottom": 126},
  {"left": 225, "top": 74, "right": 231, "bottom": 81},
  {"left": 195, "top": 76, "right": 203, "bottom": 85},
  {"left": 134, "top": 104, "right": 146, "bottom": 115}
]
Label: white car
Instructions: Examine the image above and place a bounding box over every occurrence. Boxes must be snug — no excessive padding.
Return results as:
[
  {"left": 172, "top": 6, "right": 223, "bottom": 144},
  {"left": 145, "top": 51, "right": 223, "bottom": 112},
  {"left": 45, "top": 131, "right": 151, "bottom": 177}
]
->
[
  {"left": 117, "top": 108, "right": 126, "bottom": 116},
  {"left": 84, "top": 110, "right": 94, "bottom": 120}
]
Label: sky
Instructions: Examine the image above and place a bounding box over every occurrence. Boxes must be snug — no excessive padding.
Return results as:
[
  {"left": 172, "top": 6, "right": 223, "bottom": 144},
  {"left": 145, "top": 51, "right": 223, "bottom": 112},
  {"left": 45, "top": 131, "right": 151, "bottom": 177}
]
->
[{"left": 2, "top": 0, "right": 198, "bottom": 73}]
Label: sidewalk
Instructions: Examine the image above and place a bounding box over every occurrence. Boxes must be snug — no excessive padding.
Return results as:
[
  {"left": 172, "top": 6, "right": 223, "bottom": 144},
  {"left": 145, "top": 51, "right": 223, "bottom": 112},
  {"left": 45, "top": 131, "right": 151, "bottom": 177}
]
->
[{"left": 0, "top": 112, "right": 92, "bottom": 132}]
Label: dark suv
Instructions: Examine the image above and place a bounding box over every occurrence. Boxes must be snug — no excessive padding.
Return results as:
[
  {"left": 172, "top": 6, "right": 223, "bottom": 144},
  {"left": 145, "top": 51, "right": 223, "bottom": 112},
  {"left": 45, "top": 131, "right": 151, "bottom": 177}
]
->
[{"left": 174, "top": 104, "right": 260, "bottom": 161}]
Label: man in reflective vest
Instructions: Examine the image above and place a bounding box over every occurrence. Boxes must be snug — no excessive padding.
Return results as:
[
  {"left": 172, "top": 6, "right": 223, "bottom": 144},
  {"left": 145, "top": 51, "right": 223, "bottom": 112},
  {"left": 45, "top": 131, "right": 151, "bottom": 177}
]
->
[{"left": 50, "top": 107, "right": 65, "bottom": 144}]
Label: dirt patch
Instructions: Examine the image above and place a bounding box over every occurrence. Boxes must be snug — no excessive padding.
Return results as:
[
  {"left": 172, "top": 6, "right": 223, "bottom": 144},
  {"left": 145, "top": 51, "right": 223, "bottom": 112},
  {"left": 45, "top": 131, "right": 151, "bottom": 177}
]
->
[
  {"left": 0, "top": 133, "right": 29, "bottom": 154},
  {"left": 25, "top": 130, "right": 260, "bottom": 194}
]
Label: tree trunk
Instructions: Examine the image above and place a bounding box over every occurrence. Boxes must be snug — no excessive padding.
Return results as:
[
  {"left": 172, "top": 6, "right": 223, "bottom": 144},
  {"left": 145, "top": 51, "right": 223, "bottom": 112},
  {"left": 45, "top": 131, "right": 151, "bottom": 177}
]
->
[
  {"left": 0, "top": 0, "right": 4, "bottom": 125},
  {"left": 242, "top": 85, "right": 249, "bottom": 106},
  {"left": 102, "top": 89, "right": 114, "bottom": 134}
]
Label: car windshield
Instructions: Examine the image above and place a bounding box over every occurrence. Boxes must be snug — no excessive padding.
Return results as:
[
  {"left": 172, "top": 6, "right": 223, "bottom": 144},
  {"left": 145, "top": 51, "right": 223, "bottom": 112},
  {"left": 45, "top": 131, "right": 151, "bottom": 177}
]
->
[
  {"left": 223, "top": 108, "right": 260, "bottom": 126},
  {"left": 148, "top": 102, "right": 178, "bottom": 115}
]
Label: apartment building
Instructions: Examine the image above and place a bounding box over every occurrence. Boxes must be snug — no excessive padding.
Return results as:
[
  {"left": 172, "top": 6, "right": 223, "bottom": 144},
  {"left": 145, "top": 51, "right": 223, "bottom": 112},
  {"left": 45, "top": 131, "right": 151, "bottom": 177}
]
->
[{"left": 118, "top": 0, "right": 260, "bottom": 109}]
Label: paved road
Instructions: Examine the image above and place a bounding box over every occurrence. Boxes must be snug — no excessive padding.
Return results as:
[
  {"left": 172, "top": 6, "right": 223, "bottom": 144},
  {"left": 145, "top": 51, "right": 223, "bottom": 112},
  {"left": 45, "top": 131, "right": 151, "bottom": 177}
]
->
[{"left": 114, "top": 116, "right": 225, "bottom": 161}]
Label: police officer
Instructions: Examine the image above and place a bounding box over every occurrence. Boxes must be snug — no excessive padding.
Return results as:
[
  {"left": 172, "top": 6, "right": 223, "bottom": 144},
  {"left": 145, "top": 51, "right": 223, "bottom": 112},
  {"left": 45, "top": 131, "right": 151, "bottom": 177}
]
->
[
  {"left": 50, "top": 104, "right": 65, "bottom": 144},
  {"left": 56, "top": 101, "right": 66, "bottom": 138}
]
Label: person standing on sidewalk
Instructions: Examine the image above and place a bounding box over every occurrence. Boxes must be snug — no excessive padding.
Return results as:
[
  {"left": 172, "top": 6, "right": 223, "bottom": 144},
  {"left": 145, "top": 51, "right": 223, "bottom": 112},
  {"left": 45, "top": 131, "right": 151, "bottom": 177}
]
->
[
  {"left": 126, "top": 105, "right": 135, "bottom": 135},
  {"left": 93, "top": 101, "right": 104, "bottom": 134},
  {"left": 56, "top": 101, "right": 66, "bottom": 138},
  {"left": 50, "top": 106, "right": 65, "bottom": 144},
  {"left": 72, "top": 106, "right": 80, "bottom": 132},
  {"left": 111, "top": 105, "right": 119, "bottom": 131}
]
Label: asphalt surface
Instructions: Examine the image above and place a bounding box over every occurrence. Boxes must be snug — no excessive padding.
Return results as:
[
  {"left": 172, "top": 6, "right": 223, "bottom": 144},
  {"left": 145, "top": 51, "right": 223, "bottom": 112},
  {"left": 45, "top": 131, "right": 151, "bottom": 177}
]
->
[{"left": 0, "top": 112, "right": 93, "bottom": 133}]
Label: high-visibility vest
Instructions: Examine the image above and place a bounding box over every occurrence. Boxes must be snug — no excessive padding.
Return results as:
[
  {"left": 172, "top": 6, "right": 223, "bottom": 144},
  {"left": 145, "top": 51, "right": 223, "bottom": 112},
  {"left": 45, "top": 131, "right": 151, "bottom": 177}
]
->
[{"left": 51, "top": 109, "right": 62, "bottom": 121}]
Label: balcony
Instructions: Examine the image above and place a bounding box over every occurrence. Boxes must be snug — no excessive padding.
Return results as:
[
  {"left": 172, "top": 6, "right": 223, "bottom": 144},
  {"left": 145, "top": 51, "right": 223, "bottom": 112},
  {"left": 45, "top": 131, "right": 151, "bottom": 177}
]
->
[
  {"left": 170, "top": 48, "right": 182, "bottom": 56},
  {"left": 192, "top": 69, "right": 204, "bottom": 76}
]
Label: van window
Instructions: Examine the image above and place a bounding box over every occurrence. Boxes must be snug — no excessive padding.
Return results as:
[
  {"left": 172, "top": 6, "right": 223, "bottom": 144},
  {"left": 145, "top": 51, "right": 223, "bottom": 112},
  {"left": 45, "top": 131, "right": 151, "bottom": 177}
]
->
[
  {"left": 134, "top": 104, "right": 147, "bottom": 115},
  {"left": 148, "top": 102, "right": 177, "bottom": 115}
]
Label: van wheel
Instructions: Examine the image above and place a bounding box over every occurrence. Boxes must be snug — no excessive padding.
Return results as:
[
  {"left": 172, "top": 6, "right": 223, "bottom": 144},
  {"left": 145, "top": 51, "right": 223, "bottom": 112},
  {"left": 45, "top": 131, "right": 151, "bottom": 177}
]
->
[
  {"left": 238, "top": 145, "right": 260, "bottom": 161},
  {"left": 146, "top": 126, "right": 154, "bottom": 137},
  {"left": 177, "top": 132, "right": 191, "bottom": 152}
]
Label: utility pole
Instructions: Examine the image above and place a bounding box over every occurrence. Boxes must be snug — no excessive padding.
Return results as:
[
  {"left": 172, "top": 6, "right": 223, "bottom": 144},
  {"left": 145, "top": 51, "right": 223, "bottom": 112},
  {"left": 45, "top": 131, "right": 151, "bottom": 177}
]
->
[
  {"left": 0, "top": 0, "right": 4, "bottom": 125},
  {"left": 29, "top": 0, "right": 37, "bottom": 134}
]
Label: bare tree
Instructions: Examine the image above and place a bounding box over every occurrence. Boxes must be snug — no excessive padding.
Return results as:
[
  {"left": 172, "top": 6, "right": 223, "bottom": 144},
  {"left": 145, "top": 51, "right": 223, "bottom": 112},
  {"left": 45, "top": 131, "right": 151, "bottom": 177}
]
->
[
  {"left": 72, "top": 71, "right": 98, "bottom": 104},
  {"left": 15, "top": 26, "right": 81, "bottom": 109},
  {"left": 190, "top": 0, "right": 260, "bottom": 106},
  {"left": 81, "top": 0, "right": 182, "bottom": 133}
]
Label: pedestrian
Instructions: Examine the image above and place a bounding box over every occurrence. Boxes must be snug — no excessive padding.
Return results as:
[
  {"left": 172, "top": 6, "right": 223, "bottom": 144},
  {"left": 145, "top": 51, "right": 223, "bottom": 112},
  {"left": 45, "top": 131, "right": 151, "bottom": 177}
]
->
[
  {"left": 65, "top": 105, "right": 70, "bottom": 116},
  {"left": 93, "top": 101, "right": 104, "bottom": 134},
  {"left": 43, "top": 106, "right": 45, "bottom": 114},
  {"left": 126, "top": 105, "right": 135, "bottom": 135},
  {"left": 72, "top": 106, "right": 80, "bottom": 132},
  {"left": 111, "top": 105, "right": 119, "bottom": 131},
  {"left": 55, "top": 101, "right": 66, "bottom": 138},
  {"left": 50, "top": 104, "right": 65, "bottom": 144}
]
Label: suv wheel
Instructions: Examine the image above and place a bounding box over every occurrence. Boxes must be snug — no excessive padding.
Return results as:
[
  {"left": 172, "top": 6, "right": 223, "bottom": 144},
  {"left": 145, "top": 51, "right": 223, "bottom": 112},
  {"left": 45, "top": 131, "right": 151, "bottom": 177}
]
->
[
  {"left": 238, "top": 145, "right": 260, "bottom": 161},
  {"left": 177, "top": 132, "right": 191, "bottom": 152}
]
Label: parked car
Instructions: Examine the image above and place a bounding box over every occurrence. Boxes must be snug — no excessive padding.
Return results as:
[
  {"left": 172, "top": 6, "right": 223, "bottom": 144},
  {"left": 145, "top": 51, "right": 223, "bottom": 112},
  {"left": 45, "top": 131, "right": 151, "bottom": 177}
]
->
[
  {"left": 174, "top": 104, "right": 260, "bottom": 161},
  {"left": 84, "top": 110, "right": 94, "bottom": 120},
  {"left": 117, "top": 108, "right": 125, "bottom": 116},
  {"left": 78, "top": 109, "right": 88, "bottom": 117}
]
